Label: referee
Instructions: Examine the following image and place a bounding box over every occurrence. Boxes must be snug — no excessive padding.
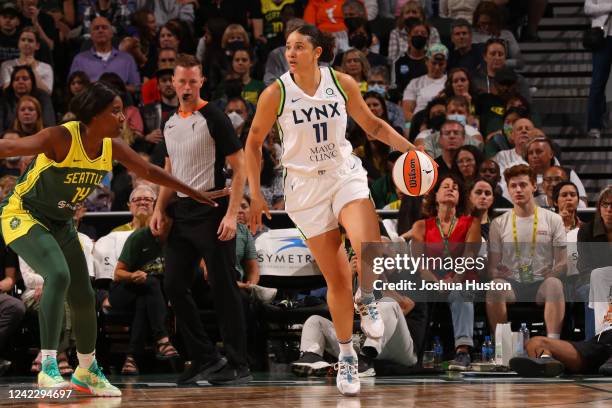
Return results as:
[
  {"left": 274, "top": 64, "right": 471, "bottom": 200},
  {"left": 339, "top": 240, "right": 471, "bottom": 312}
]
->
[{"left": 150, "top": 54, "right": 251, "bottom": 385}]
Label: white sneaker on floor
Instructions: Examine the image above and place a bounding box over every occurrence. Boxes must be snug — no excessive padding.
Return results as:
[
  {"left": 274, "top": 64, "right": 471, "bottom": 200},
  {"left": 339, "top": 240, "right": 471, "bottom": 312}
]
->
[
  {"left": 335, "top": 354, "right": 360, "bottom": 397},
  {"left": 357, "top": 301, "right": 384, "bottom": 339},
  {"left": 250, "top": 285, "right": 278, "bottom": 304},
  {"left": 588, "top": 129, "right": 601, "bottom": 139}
]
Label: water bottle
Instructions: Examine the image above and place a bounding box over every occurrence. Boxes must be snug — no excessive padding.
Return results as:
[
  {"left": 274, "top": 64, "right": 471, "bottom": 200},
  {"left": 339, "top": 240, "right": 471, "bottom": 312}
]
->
[
  {"left": 520, "top": 323, "right": 530, "bottom": 356},
  {"left": 433, "top": 336, "right": 443, "bottom": 367},
  {"left": 482, "top": 335, "right": 493, "bottom": 362}
]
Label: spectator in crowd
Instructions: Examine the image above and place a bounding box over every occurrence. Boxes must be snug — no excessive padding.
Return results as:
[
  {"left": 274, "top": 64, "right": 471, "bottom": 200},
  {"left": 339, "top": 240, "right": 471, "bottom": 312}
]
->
[
  {"left": 510, "top": 185, "right": 612, "bottom": 376},
  {"left": 0, "top": 175, "right": 17, "bottom": 197},
  {"left": 112, "top": 184, "right": 156, "bottom": 232},
  {"left": 237, "top": 194, "right": 268, "bottom": 239},
  {"left": 291, "top": 296, "right": 418, "bottom": 377},
  {"left": 128, "top": 8, "right": 158, "bottom": 78},
  {"left": 340, "top": 48, "right": 370, "bottom": 94},
  {"left": 136, "top": 0, "right": 194, "bottom": 26},
  {"left": 439, "top": 68, "right": 478, "bottom": 116},
  {"left": 415, "top": 96, "right": 482, "bottom": 157},
  {"left": 486, "top": 164, "right": 567, "bottom": 338},
  {"left": 472, "top": 39, "right": 530, "bottom": 101},
  {"left": 56, "top": 71, "right": 90, "bottom": 120},
  {"left": 244, "top": 144, "right": 284, "bottom": 210},
  {"left": 371, "top": 150, "right": 403, "bottom": 209},
  {"left": 140, "top": 48, "right": 176, "bottom": 105},
  {"left": 366, "top": 66, "right": 406, "bottom": 131},
  {"left": 225, "top": 96, "right": 251, "bottom": 145},
  {"left": 11, "top": 95, "right": 43, "bottom": 136},
  {"left": 0, "top": 130, "right": 23, "bottom": 178},
  {"left": 525, "top": 137, "right": 588, "bottom": 207},
  {"left": 69, "top": 16, "right": 141, "bottom": 93},
  {"left": 436, "top": 120, "right": 466, "bottom": 180},
  {"left": 447, "top": 19, "right": 485, "bottom": 73},
  {"left": 81, "top": 0, "right": 132, "bottom": 40},
  {"left": 577, "top": 185, "right": 612, "bottom": 340},
  {"left": 0, "top": 27, "right": 52, "bottom": 94},
  {"left": 304, "top": 0, "right": 348, "bottom": 52},
  {"left": 478, "top": 158, "right": 513, "bottom": 208},
  {"left": 364, "top": 90, "right": 402, "bottom": 134},
  {"left": 471, "top": 1, "right": 523, "bottom": 69},
  {"left": 16, "top": 0, "right": 57, "bottom": 55},
  {"left": 220, "top": 23, "right": 251, "bottom": 61},
  {"left": 334, "top": 15, "right": 388, "bottom": 70},
  {"left": 439, "top": 0, "right": 481, "bottom": 23},
  {"left": 402, "top": 43, "right": 448, "bottom": 124},
  {"left": 0, "top": 65, "right": 55, "bottom": 129},
  {"left": 452, "top": 145, "right": 483, "bottom": 185},
  {"left": 466, "top": 177, "right": 496, "bottom": 240},
  {"left": 139, "top": 68, "right": 177, "bottom": 154},
  {"left": 217, "top": 48, "right": 265, "bottom": 106},
  {"left": 0, "top": 3, "right": 21, "bottom": 65},
  {"left": 409, "top": 96, "right": 446, "bottom": 142},
  {"left": 412, "top": 174, "right": 481, "bottom": 368},
  {"left": 390, "top": 18, "right": 428, "bottom": 95},
  {"left": 492, "top": 117, "right": 534, "bottom": 175},
  {"left": 535, "top": 166, "right": 570, "bottom": 210},
  {"left": 388, "top": 1, "right": 440, "bottom": 62},
  {"left": 20, "top": 255, "right": 77, "bottom": 375},
  {"left": 263, "top": 17, "right": 306, "bottom": 86},
  {"left": 585, "top": 0, "right": 612, "bottom": 138},
  {"left": 259, "top": 0, "right": 303, "bottom": 51},
  {"left": 484, "top": 106, "right": 528, "bottom": 158},
  {"left": 159, "top": 20, "right": 187, "bottom": 54},
  {"left": 0, "top": 235, "right": 25, "bottom": 376},
  {"left": 552, "top": 181, "right": 582, "bottom": 233},
  {"left": 111, "top": 223, "right": 179, "bottom": 375}
]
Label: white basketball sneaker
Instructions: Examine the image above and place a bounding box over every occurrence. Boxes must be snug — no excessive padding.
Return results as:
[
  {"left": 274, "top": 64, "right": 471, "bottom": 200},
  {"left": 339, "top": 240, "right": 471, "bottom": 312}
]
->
[
  {"left": 357, "top": 301, "right": 384, "bottom": 339},
  {"left": 335, "top": 354, "right": 360, "bottom": 396}
]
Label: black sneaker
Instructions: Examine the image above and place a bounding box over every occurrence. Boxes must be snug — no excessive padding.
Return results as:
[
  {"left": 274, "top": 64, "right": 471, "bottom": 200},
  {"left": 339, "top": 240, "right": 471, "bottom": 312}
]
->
[
  {"left": 358, "top": 354, "right": 375, "bottom": 378},
  {"left": 0, "top": 359, "right": 10, "bottom": 376},
  {"left": 291, "top": 352, "right": 332, "bottom": 377},
  {"left": 510, "top": 356, "right": 564, "bottom": 377},
  {"left": 448, "top": 351, "right": 471, "bottom": 371},
  {"left": 599, "top": 356, "right": 612, "bottom": 375},
  {"left": 177, "top": 357, "right": 227, "bottom": 384},
  {"left": 207, "top": 364, "right": 252, "bottom": 385}
]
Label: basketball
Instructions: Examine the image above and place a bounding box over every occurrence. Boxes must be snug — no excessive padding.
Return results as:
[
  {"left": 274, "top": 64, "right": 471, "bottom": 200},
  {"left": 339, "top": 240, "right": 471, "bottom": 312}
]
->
[{"left": 392, "top": 150, "right": 438, "bottom": 196}]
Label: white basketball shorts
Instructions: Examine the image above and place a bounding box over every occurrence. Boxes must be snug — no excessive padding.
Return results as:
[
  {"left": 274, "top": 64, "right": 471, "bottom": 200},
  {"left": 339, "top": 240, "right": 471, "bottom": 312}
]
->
[{"left": 284, "top": 155, "right": 371, "bottom": 239}]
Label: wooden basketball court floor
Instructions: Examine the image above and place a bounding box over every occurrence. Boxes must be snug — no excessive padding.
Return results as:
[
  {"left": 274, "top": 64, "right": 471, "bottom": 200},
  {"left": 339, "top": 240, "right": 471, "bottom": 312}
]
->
[{"left": 1, "top": 373, "right": 612, "bottom": 407}]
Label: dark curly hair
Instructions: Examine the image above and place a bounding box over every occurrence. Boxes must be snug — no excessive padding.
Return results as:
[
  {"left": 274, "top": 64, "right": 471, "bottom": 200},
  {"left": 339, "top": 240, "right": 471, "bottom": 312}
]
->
[{"left": 421, "top": 173, "right": 466, "bottom": 218}]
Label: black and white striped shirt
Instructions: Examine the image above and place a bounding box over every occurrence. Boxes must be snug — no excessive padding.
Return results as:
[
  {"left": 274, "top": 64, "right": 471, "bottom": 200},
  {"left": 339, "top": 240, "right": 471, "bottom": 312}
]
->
[{"left": 160, "top": 102, "right": 242, "bottom": 196}]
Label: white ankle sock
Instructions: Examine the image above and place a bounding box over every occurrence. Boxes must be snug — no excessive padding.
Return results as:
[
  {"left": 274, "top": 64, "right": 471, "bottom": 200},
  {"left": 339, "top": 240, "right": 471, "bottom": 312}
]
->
[
  {"left": 77, "top": 352, "right": 95, "bottom": 369},
  {"left": 547, "top": 333, "right": 560, "bottom": 339},
  {"left": 41, "top": 350, "right": 57, "bottom": 361},
  {"left": 338, "top": 339, "right": 355, "bottom": 357}
]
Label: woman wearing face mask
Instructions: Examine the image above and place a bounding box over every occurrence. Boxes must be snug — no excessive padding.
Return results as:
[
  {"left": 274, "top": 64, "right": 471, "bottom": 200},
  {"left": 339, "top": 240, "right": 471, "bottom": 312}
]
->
[
  {"left": 391, "top": 18, "right": 429, "bottom": 96},
  {"left": 333, "top": 18, "right": 389, "bottom": 70},
  {"left": 224, "top": 96, "right": 251, "bottom": 145},
  {"left": 410, "top": 97, "right": 446, "bottom": 142},
  {"left": 366, "top": 66, "right": 406, "bottom": 130},
  {"left": 484, "top": 106, "right": 528, "bottom": 158},
  {"left": 388, "top": 1, "right": 441, "bottom": 62}
]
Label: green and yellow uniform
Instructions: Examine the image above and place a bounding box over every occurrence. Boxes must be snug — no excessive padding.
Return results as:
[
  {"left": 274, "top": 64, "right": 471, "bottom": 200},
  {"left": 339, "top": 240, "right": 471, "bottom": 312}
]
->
[{"left": 0, "top": 121, "right": 112, "bottom": 357}]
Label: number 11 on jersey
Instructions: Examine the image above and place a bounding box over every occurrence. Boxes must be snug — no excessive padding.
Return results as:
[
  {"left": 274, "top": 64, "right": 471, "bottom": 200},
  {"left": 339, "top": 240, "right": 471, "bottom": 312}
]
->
[{"left": 313, "top": 122, "right": 328, "bottom": 143}]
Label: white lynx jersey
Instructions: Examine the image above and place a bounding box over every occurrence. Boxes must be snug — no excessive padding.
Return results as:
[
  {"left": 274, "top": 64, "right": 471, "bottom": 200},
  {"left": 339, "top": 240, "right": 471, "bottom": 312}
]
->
[{"left": 276, "top": 67, "right": 353, "bottom": 175}]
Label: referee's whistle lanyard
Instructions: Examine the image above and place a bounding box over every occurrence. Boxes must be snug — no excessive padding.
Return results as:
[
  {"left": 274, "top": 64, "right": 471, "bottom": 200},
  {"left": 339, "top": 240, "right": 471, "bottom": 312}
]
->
[{"left": 512, "top": 207, "right": 538, "bottom": 279}]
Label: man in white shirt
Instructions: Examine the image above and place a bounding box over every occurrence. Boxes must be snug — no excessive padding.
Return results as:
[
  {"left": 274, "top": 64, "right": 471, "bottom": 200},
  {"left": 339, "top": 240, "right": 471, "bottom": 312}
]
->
[
  {"left": 487, "top": 164, "right": 567, "bottom": 339},
  {"left": 492, "top": 118, "right": 534, "bottom": 174}
]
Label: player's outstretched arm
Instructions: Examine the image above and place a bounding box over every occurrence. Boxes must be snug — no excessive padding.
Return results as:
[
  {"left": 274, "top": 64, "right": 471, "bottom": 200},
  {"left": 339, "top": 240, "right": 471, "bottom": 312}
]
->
[
  {"left": 244, "top": 82, "right": 280, "bottom": 234},
  {"left": 0, "top": 126, "right": 67, "bottom": 161},
  {"left": 336, "top": 71, "right": 416, "bottom": 153},
  {"left": 112, "top": 138, "right": 229, "bottom": 206}
]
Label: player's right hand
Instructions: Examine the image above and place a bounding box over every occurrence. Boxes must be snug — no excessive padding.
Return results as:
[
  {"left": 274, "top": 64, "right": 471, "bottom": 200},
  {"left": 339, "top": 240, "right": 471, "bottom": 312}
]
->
[
  {"left": 248, "top": 192, "right": 271, "bottom": 235},
  {"left": 150, "top": 210, "right": 169, "bottom": 237}
]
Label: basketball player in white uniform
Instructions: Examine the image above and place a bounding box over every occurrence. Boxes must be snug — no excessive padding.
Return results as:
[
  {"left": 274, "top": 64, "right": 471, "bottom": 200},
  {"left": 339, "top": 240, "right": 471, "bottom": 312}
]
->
[{"left": 245, "top": 25, "right": 421, "bottom": 396}]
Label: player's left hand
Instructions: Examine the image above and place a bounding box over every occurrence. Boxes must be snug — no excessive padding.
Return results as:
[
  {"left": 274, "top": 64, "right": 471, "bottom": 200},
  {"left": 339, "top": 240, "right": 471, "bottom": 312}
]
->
[
  {"left": 194, "top": 187, "right": 231, "bottom": 207},
  {"left": 218, "top": 214, "right": 237, "bottom": 241}
]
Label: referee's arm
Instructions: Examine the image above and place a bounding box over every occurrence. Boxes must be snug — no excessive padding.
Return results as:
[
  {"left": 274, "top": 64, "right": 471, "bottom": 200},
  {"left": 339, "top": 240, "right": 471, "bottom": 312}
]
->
[{"left": 219, "top": 149, "right": 246, "bottom": 240}]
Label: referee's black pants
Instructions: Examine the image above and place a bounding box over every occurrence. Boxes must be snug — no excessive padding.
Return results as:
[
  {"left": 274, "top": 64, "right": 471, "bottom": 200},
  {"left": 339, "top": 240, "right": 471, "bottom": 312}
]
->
[{"left": 165, "top": 197, "right": 248, "bottom": 368}]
